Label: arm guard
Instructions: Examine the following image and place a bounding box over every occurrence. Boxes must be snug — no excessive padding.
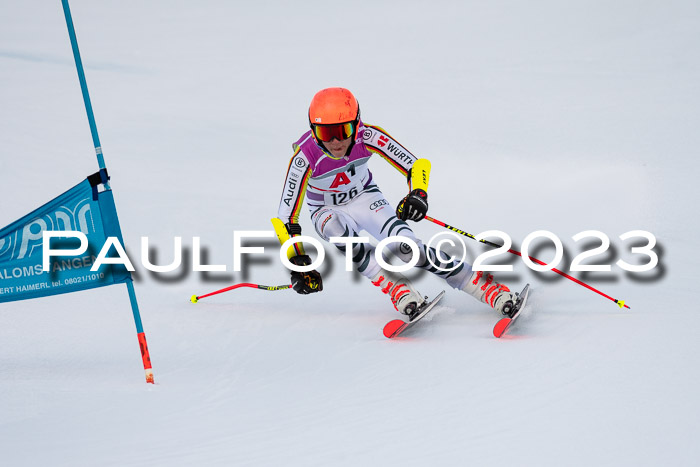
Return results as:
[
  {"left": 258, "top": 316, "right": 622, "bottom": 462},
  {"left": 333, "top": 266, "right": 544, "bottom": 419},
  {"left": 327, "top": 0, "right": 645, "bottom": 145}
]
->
[
  {"left": 408, "top": 158, "right": 431, "bottom": 192},
  {"left": 271, "top": 217, "right": 306, "bottom": 259}
]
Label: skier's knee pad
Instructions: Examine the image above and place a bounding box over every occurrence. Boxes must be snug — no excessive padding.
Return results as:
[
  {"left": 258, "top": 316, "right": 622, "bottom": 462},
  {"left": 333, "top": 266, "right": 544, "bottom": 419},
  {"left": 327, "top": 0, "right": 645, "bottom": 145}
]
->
[{"left": 313, "top": 209, "right": 358, "bottom": 241}]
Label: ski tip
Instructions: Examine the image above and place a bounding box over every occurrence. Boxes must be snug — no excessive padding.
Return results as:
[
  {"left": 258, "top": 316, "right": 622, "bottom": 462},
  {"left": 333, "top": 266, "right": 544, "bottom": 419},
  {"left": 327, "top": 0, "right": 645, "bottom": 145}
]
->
[
  {"left": 383, "top": 319, "right": 405, "bottom": 338},
  {"left": 493, "top": 317, "right": 511, "bottom": 338},
  {"left": 190, "top": 295, "right": 199, "bottom": 303}
]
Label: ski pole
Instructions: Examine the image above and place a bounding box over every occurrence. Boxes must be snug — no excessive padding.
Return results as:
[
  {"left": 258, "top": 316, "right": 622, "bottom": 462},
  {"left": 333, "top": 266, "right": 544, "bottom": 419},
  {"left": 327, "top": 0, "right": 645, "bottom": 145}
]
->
[
  {"left": 424, "top": 216, "right": 630, "bottom": 309},
  {"left": 190, "top": 283, "right": 292, "bottom": 303}
]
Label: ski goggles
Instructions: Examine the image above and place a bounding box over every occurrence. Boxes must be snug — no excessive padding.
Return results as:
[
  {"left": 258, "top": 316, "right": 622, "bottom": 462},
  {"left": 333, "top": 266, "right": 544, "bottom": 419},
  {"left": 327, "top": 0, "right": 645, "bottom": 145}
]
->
[{"left": 311, "top": 121, "right": 356, "bottom": 142}]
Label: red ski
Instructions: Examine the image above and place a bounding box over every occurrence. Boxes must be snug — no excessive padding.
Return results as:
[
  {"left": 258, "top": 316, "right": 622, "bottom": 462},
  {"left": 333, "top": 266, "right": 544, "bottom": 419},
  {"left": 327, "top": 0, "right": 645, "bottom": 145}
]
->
[
  {"left": 493, "top": 284, "right": 530, "bottom": 338},
  {"left": 383, "top": 291, "right": 446, "bottom": 338}
]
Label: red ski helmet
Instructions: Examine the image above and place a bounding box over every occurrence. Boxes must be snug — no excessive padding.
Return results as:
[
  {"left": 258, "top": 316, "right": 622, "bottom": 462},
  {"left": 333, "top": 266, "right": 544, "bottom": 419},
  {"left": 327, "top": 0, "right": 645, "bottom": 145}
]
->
[{"left": 308, "top": 88, "right": 360, "bottom": 143}]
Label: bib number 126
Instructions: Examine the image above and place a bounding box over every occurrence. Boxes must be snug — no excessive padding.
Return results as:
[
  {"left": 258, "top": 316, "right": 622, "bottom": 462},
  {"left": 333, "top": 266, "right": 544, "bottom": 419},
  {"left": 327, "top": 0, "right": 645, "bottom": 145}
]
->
[{"left": 330, "top": 188, "right": 358, "bottom": 205}]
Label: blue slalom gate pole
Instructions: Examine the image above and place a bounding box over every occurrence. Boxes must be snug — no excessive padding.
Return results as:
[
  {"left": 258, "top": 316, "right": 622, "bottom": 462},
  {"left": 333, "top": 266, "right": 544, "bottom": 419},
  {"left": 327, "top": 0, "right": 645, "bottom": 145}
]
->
[
  {"left": 61, "top": 0, "right": 154, "bottom": 383},
  {"left": 61, "top": 0, "right": 107, "bottom": 173}
]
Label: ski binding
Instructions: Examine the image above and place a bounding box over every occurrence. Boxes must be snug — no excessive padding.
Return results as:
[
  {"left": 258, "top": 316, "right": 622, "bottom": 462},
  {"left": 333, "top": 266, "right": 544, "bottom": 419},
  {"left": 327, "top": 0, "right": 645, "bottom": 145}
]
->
[
  {"left": 493, "top": 284, "right": 530, "bottom": 338},
  {"left": 383, "top": 290, "right": 446, "bottom": 338}
]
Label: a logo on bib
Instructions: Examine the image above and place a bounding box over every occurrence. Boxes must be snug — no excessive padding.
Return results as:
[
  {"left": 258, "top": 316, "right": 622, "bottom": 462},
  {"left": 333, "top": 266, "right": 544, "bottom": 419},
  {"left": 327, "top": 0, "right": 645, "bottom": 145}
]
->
[{"left": 329, "top": 172, "right": 351, "bottom": 188}]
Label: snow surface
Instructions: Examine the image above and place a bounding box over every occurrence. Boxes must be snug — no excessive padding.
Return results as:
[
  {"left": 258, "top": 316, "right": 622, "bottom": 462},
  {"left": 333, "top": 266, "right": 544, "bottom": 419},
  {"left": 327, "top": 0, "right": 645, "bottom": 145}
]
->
[{"left": 2, "top": 0, "right": 700, "bottom": 465}]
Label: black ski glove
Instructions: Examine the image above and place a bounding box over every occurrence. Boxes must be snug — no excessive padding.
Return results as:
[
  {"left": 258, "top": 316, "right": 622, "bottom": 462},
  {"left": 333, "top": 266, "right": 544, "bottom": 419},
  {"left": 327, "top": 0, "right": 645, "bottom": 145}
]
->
[
  {"left": 396, "top": 188, "right": 428, "bottom": 222},
  {"left": 289, "top": 255, "right": 323, "bottom": 294}
]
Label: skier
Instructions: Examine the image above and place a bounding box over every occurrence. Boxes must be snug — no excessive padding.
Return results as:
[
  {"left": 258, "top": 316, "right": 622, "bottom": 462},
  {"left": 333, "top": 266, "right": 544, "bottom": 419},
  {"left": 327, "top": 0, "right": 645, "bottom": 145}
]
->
[{"left": 275, "top": 87, "right": 518, "bottom": 318}]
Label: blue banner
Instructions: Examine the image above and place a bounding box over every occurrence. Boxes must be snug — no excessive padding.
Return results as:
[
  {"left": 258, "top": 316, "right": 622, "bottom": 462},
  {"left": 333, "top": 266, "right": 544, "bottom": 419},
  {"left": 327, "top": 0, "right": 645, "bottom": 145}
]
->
[{"left": 0, "top": 174, "right": 131, "bottom": 302}]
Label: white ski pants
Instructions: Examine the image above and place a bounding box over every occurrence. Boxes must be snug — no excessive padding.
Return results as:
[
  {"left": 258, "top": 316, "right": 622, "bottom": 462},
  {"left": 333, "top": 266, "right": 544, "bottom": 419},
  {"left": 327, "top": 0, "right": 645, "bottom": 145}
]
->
[{"left": 311, "top": 189, "right": 473, "bottom": 289}]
